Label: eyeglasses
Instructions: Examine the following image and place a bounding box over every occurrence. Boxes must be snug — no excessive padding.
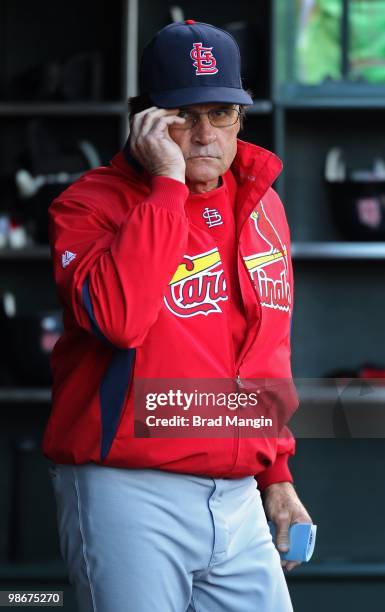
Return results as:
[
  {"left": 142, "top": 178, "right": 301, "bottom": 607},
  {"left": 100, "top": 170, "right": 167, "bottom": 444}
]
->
[{"left": 173, "top": 107, "right": 241, "bottom": 130}]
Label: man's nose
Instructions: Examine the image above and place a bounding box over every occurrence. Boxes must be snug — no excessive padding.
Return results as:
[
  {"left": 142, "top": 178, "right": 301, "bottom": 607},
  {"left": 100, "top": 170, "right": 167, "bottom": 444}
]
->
[{"left": 191, "top": 115, "right": 217, "bottom": 144}]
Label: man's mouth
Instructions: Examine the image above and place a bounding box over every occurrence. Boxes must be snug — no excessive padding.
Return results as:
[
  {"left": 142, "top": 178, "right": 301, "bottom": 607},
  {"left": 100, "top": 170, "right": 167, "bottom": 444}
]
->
[{"left": 189, "top": 155, "right": 219, "bottom": 159}]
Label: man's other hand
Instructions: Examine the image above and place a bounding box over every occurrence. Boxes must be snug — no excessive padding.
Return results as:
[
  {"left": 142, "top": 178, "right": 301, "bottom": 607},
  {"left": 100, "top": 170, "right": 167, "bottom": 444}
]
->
[
  {"left": 130, "top": 106, "right": 186, "bottom": 184},
  {"left": 262, "top": 481, "right": 312, "bottom": 572}
]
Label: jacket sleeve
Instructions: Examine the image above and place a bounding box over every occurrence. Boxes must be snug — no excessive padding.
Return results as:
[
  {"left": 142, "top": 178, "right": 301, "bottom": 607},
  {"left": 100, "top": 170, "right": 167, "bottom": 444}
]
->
[
  {"left": 49, "top": 175, "right": 190, "bottom": 348},
  {"left": 255, "top": 437, "right": 296, "bottom": 491},
  {"left": 254, "top": 378, "right": 297, "bottom": 491}
]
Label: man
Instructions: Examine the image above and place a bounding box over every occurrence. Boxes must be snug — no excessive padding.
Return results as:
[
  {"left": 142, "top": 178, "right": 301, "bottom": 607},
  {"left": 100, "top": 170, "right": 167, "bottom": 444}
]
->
[{"left": 45, "top": 20, "right": 312, "bottom": 612}]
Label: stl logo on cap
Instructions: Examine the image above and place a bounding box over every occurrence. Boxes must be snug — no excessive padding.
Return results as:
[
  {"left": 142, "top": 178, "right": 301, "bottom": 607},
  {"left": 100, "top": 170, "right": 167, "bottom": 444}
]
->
[{"left": 190, "top": 42, "right": 218, "bottom": 75}]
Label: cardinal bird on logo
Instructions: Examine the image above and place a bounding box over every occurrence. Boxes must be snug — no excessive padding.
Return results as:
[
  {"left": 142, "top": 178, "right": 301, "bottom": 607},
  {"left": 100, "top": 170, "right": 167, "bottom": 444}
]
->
[{"left": 243, "top": 200, "right": 291, "bottom": 313}]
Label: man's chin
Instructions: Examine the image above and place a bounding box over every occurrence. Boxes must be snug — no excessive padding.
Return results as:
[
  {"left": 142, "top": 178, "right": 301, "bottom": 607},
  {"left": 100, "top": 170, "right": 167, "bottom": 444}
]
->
[
  {"left": 186, "top": 162, "right": 221, "bottom": 183},
  {"left": 186, "top": 173, "right": 220, "bottom": 186}
]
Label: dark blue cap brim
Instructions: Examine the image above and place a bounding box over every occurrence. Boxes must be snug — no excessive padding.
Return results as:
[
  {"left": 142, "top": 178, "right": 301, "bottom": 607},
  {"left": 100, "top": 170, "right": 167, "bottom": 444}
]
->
[{"left": 150, "top": 86, "right": 253, "bottom": 108}]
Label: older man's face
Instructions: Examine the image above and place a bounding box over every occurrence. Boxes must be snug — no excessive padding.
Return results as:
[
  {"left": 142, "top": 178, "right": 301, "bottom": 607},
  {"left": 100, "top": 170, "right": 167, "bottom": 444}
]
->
[{"left": 168, "top": 102, "right": 240, "bottom": 193}]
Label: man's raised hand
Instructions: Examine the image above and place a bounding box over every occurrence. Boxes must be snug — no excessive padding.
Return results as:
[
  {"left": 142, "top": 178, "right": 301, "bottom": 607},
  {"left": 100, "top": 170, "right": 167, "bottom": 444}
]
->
[{"left": 130, "top": 106, "right": 186, "bottom": 184}]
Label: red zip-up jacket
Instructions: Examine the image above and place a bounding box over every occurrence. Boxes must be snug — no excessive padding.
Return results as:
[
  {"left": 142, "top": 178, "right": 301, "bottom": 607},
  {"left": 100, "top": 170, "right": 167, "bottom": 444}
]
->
[{"left": 42, "top": 138, "right": 298, "bottom": 490}]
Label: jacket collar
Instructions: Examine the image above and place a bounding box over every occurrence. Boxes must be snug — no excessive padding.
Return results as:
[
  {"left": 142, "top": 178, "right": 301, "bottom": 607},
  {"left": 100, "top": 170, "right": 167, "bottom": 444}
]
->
[
  {"left": 231, "top": 139, "right": 283, "bottom": 231},
  {"left": 232, "top": 139, "right": 282, "bottom": 189}
]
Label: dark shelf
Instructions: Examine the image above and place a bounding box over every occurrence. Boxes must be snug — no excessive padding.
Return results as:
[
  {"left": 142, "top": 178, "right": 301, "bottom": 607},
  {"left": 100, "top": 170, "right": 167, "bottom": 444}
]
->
[
  {"left": 287, "top": 562, "right": 385, "bottom": 580},
  {"left": 0, "top": 388, "right": 51, "bottom": 403},
  {"left": 275, "top": 82, "right": 385, "bottom": 109},
  {"left": 246, "top": 100, "right": 273, "bottom": 115},
  {"left": 0, "top": 560, "right": 66, "bottom": 581},
  {"left": 296, "top": 379, "right": 385, "bottom": 405},
  {"left": 292, "top": 242, "right": 385, "bottom": 260},
  {"left": 0, "top": 246, "right": 51, "bottom": 260},
  {"left": 1, "top": 560, "right": 385, "bottom": 581},
  {"left": 277, "top": 97, "right": 385, "bottom": 110},
  {"left": 0, "top": 102, "right": 127, "bottom": 116},
  {"left": 1, "top": 380, "right": 384, "bottom": 406}
]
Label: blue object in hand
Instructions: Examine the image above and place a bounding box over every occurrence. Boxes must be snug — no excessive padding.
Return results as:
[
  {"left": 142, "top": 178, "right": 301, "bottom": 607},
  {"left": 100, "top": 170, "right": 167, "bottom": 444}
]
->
[{"left": 268, "top": 522, "right": 317, "bottom": 562}]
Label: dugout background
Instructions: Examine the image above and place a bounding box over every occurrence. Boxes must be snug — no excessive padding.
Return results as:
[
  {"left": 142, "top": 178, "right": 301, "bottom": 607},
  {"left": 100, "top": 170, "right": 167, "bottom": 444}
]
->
[{"left": 0, "top": 1, "right": 385, "bottom": 610}]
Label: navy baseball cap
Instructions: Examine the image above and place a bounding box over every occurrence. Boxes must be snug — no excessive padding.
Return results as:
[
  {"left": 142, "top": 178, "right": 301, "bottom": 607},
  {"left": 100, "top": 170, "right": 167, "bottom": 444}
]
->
[{"left": 139, "top": 20, "right": 253, "bottom": 108}]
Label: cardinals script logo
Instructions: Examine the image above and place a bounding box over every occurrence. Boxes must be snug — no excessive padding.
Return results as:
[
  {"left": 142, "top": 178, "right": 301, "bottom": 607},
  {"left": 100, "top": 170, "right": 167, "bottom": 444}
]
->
[
  {"left": 190, "top": 42, "right": 218, "bottom": 75},
  {"left": 164, "top": 248, "right": 227, "bottom": 318},
  {"left": 244, "top": 201, "right": 291, "bottom": 313}
]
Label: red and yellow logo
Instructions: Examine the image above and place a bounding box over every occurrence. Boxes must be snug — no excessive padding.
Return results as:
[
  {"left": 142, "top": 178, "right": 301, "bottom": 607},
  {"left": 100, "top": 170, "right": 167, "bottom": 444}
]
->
[
  {"left": 244, "top": 201, "right": 291, "bottom": 313},
  {"left": 164, "top": 248, "right": 227, "bottom": 318}
]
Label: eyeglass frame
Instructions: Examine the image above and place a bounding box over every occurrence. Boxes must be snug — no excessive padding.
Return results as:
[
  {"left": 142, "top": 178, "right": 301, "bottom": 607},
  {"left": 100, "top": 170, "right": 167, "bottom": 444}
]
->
[{"left": 172, "top": 106, "right": 242, "bottom": 130}]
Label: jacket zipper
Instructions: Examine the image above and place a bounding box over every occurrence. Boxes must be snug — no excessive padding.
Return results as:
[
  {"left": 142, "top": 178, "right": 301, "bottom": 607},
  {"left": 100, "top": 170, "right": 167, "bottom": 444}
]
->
[
  {"left": 228, "top": 242, "right": 263, "bottom": 474},
  {"left": 221, "top": 175, "right": 274, "bottom": 472},
  {"left": 235, "top": 244, "right": 263, "bottom": 387}
]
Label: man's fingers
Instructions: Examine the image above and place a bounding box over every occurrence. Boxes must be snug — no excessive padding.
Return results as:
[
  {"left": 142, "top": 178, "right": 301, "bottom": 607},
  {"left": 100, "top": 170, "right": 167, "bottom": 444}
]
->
[
  {"left": 130, "top": 107, "right": 157, "bottom": 143},
  {"left": 137, "top": 109, "right": 174, "bottom": 137},
  {"left": 134, "top": 116, "right": 186, "bottom": 155},
  {"left": 134, "top": 105, "right": 158, "bottom": 117},
  {"left": 274, "top": 512, "right": 291, "bottom": 552},
  {"left": 128, "top": 105, "right": 186, "bottom": 180},
  {"left": 135, "top": 106, "right": 178, "bottom": 119},
  {"left": 276, "top": 532, "right": 290, "bottom": 552},
  {"left": 132, "top": 106, "right": 177, "bottom": 126},
  {"left": 132, "top": 107, "right": 180, "bottom": 138},
  {"left": 145, "top": 115, "right": 186, "bottom": 137},
  {"left": 131, "top": 113, "right": 185, "bottom": 155},
  {"left": 285, "top": 561, "right": 300, "bottom": 572}
]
